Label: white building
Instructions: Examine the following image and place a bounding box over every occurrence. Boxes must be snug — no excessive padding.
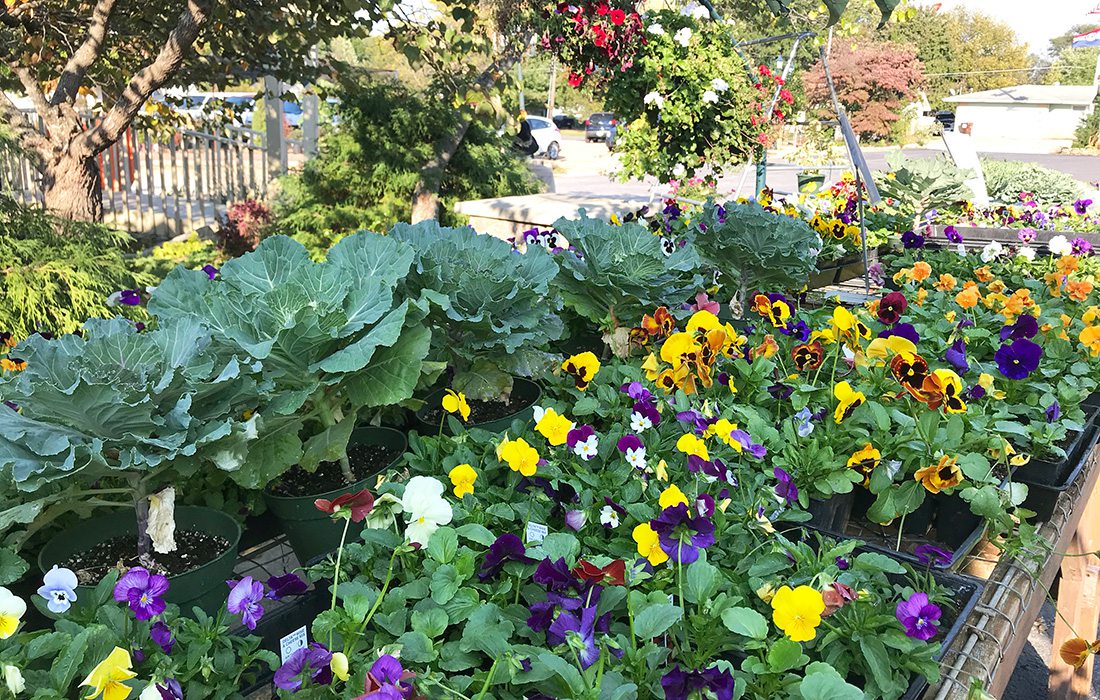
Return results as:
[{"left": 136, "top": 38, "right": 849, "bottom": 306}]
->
[{"left": 944, "top": 84, "right": 1098, "bottom": 153}]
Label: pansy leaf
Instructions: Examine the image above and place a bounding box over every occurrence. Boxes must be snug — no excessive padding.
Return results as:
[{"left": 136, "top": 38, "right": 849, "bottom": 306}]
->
[
  {"left": 767, "top": 637, "right": 808, "bottom": 673},
  {"left": 426, "top": 526, "right": 459, "bottom": 564},
  {"left": 721, "top": 606, "right": 769, "bottom": 640},
  {"left": 396, "top": 631, "right": 437, "bottom": 663},
  {"left": 455, "top": 523, "right": 497, "bottom": 547},
  {"left": 799, "top": 662, "right": 865, "bottom": 699},
  {"left": 633, "top": 603, "right": 683, "bottom": 639},
  {"left": 459, "top": 603, "right": 515, "bottom": 659}
]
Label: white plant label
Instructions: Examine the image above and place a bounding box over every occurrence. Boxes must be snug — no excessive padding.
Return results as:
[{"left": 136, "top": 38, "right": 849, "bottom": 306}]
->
[
  {"left": 280, "top": 625, "right": 309, "bottom": 664},
  {"left": 526, "top": 522, "right": 549, "bottom": 543}
]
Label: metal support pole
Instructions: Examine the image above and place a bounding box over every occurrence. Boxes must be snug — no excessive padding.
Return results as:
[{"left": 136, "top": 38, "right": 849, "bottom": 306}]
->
[
  {"left": 517, "top": 60, "right": 526, "bottom": 113},
  {"left": 264, "top": 76, "right": 287, "bottom": 179},
  {"left": 546, "top": 58, "right": 557, "bottom": 119}
]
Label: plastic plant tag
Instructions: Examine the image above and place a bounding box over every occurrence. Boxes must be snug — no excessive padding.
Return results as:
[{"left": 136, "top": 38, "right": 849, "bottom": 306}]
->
[
  {"left": 280, "top": 625, "right": 309, "bottom": 664},
  {"left": 526, "top": 522, "right": 549, "bottom": 543}
]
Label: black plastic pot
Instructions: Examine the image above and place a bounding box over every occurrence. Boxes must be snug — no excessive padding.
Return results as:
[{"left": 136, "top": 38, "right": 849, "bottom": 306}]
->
[
  {"left": 237, "top": 586, "right": 330, "bottom": 694},
  {"left": 38, "top": 506, "right": 241, "bottom": 617},
  {"left": 1017, "top": 419, "right": 1094, "bottom": 487},
  {"left": 806, "top": 492, "right": 854, "bottom": 532},
  {"left": 414, "top": 376, "right": 542, "bottom": 436},
  {"left": 851, "top": 488, "right": 935, "bottom": 537},
  {"left": 1018, "top": 431, "right": 1100, "bottom": 523},
  {"left": 265, "top": 426, "right": 406, "bottom": 566}
]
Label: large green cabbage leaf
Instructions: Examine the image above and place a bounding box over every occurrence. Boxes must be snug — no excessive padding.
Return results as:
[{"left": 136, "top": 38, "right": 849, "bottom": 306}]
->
[
  {"left": 388, "top": 222, "right": 563, "bottom": 400},
  {"left": 149, "top": 233, "right": 431, "bottom": 485},
  {"left": 550, "top": 213, "right": 703, "bottom": 331}
]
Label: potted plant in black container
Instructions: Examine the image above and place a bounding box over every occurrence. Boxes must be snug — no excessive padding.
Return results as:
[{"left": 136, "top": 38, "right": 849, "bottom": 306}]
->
[
  {"left": 150, "top": 234, "right": 433, "bottom": 565},
  {"left": 0, "top": 318, "right": 262, "bottom": 614}
]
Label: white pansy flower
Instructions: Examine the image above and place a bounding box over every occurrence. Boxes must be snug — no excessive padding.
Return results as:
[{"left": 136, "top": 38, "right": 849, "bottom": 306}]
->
[
  {"left": 644, "top": 92, "right": 665, "bottom": 109},
  {"left": 630, "top": 411, "right": 652, "bottom": 433},
  {"left": 955, "top": 244, "right": 967, "bottom": 256},
  {"left": 702, "top": 90, "right": 719, "bottom": 104},
  {"left": 401, "top": 476, "right": 453, "bottom": 546},
  {"left": 1048, "top": 235, "right": 1073, "bottom": 256},
  {"left": 1017, "top": 246, "right": 1037, "bottom": 261},
  {"left": 980, "top": 241, "right": 1003, "bottom": 263},
  {"left": 625, "top": 446, "right": 647, "bottom": 470},
  {"left": 674, "top": 27, "right": 693, "bottom": 46},
  {"left": 572, "top": 434, "right": 599, "bottom": 461},
  {"left": 599, "top": 505, "right": 620, "bottom": 528}
]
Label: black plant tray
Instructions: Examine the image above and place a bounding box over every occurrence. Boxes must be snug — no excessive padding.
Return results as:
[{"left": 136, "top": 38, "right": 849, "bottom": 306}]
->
[
  {"left": 1014, "top": 406, "right": 1099, "bottom": 487},
  {"left": 1017, "top": 430, "right": 1100, "bottom": 523},
  {"left": 237, "top": 585, "right": 329, "bottom": 694}
]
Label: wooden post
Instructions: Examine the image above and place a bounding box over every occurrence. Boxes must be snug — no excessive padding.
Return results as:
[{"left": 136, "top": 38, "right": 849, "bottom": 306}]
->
[
  {"left": 1050, "top": 468, "right": 1100, "bottom": 699},
  {"left": 264, "top": 76, "right": 287, "bottom": 179}
]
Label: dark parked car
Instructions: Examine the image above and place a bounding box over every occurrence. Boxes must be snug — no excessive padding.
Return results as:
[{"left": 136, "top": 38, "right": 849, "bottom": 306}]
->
[
  {"left": 932, "top": 110, "right": 955, "bottom": 132},
  {"left": 553, "top": 114, "right": 580, "bottom": 130},
  {"left": 585, "top": 112, "right": 618, "bottom": 142}
]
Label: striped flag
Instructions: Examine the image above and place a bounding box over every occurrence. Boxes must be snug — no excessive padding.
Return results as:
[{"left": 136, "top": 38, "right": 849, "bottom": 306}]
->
[{"left": 1073, "top": 27, "right": 1100, "bottom": 47}]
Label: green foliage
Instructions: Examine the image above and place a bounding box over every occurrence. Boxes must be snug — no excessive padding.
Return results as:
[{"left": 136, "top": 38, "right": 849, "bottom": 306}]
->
[
  {"left": 0, "top": 197, "right": 152, "bottom": 339},
  {"left": 550, "top": 213, "right": 703, "bottom": 332},
  {"left": 0, "top": 317, "right": 262, "bottom": 493},
  {"left": 980, "top": 159, "right": 1086, "bottom": 205},
  {"left": 129, "top": 234, "right": 227, "bottom": 282},
  {"left": 388, "top": 221, "right": 562, "bottom": 400},
  {"left": 877, "top": 153, "right": 973, "bottom": 223},
  {"left": 1075, "top": 96, "right": 1100, "bottom": 149},
  {"left": 270, "top": 79, "right": 542, "bottom": 258},
  {"left": 149, "top": 234, "right": 430, "bottom": 485},
  {"left": 694, "top": 201, "right": 822, "bottom": 293}
]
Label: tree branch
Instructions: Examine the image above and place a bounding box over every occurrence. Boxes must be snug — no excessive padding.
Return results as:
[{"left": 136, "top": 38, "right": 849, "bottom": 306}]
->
[
  {"left": 0, "top": 90, "right": 46, "bottom": 158},
  {"left": 83, "top": 0, "right": 211, "bottom": 154},
  {"left": 53, "top": 0, "right": 119, "bottom": 107}
]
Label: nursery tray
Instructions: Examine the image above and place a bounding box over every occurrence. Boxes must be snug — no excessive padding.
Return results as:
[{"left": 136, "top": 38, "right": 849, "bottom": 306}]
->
[
  {"left": 1017, "top": 429, "right": 1100, "bottom": 523},
  {"left": 1013, "top": 405, "right": 1100, "bottom": 488}
]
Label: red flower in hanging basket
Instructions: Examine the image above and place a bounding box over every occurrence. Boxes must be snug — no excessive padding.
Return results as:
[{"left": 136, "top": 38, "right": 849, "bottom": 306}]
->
[
  {"left": 315, "top": 489, "right": 375, "bottom": 522},
  {"left": 568, "top": 73, "right": 584, "bottom": 87},
  {"left": 610, "top": 8, "right": 626, "bottom": 25}
]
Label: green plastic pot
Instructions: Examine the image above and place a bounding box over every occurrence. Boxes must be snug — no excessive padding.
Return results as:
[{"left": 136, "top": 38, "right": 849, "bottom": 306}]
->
[
  {"left": 415, "top": 377, "right": 542, "bottom": 435},
  {"left": 38, "top": 505, "right": 241, "bottom": 617},
  {"left": 797, "top": 172, "right": 826, "bottom": 193},
  {"left": 265, "top": 426, "right": 407, "bottom": 566}
]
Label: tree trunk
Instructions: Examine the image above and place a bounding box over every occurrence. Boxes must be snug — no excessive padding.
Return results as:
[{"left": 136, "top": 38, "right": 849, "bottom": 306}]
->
[
  {"left": 410, "top": 119, "right": 474, "bottom": 224},
  {"left": 42, "top": 149, "right": 103, "bottom": 222}
]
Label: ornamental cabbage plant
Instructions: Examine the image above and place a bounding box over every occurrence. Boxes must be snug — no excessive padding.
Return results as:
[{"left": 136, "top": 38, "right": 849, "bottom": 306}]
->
[
  {"left": 0, "top": 318, "right": 263, "bottom": 562},
  {"left": 693, "top": 201, "right": 822, "bottom": 306},
  {"left": 150, "top": 234, "right": 431, "bottom": 486},
  {"left": 388, "top": 221, "right": 563, "bottom": 401},
  {"left": 550, "top": 212, "right": 702, "bottom": 352}
]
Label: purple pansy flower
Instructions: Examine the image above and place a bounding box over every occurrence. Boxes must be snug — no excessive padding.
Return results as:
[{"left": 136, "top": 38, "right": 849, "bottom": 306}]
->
[
  {"left": 773, "top": 467, "right": 798, "bottom": 506},
  {"left": 661, "top": 665, "right": 736, "bottom": 700},
  {"left": 1018, "top": 227, "right": 1036, "bottom": 244},
  {"left": 767, "top": 383, "right": 793, "bottom": 401},
  {"left": 202, "top": 264, "right": 219, "bottom": 279},
  {"left": 38, "top": 566, "right": 79, "bottom": 614},
  {"left": 151, "top": 620, "right": 175, "bottom": 654},
  {"left": 566, "top": 424, "right": 599, "bottom": 461},
  {"left": 365, "top": 654, "right": 413, "bottom": 698},
  {"left": 794, "top": 407, "right": 814, "bottom": 438},
  {"left": 1072, "top": 237, "right": 1092, "bottom": 256},
  {"left": 113, "top": 567, "right": 169, "bottom": 621},
  {"left": 1000, "top": 315, "right": 1038, "bottom": 341},
  {"left": 478, "top": 534, "right": 532, "bottom": 582},
  {"left": 944, "top": 338, "right": 969, "bottom": 374},
  {"left": 879, "top": 323, "right": 920, "bottom": 345},
  {"left": 676, "top": 409, "right": 714, "bottom": 434},
  {"left": 108, "top": 289, "right": 143, "bottom": 306},
  {"left": 620, "top": 381, "right": 652, "bottom": 403},
  {"left": 548, "top": 606, "right": 600, "bottom": 669},
  {"left": 266, "top": 572, "right": 308, "bottom": 600},
  {"left": 729, "top": 429, "right": 766, "bottom": 459},
  {"left": 630, "top": 401, "right": 661, "bottom": 431},
  {"left": 901, "top": 230, "right": 925, "bottom": 249},
  {"left": 565, "top": 510, "right": 587, "bottom": 531},
  {"left": 226, "top": 577, "right": 265, "bottom": 630},
  {"left": 1074, "top": 199, "right": 1092, "bottom": 215},
  {"left": 835, "top": 556, "right": 850, "bottom": 571},
  {"left": 273, "top": 642, "right": 333, "bottom": 691},
  {"left": 1046, "top": 400, "right": 1061, "bottom": 423},
  {"left": 944, "top": 225, "right": 963, "bottom": 244},
  {"left": 695, "top": 494, "right": 716, "bottom": 518},
  {"left": 650, "top": 504, "right": 715, "bottom": 564},
  {"left": 896, "top": 592, "right": 942, "bottom": 641},
  {"left": 913, "top": 544, "right": 953, "bottom": 567},
  {"left": 995, "top": 338, "right": 1042, "bottom": 380},
  {"left": 156, "top": 679, "right": 183, "bottom": 700}
]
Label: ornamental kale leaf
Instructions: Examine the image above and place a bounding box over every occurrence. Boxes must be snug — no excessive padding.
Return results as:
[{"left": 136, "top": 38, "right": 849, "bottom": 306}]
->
[
  {"left": 150, "top": 233, "right": 431, "bottom": 485},
  {"left": 388, "top": 221, "right": 563, "bottom": 400}
]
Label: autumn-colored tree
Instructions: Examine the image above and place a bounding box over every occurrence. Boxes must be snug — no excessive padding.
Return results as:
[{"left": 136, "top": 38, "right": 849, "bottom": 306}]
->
[{"left": 803, "top": 40, "right": 924, "bottom": 140}]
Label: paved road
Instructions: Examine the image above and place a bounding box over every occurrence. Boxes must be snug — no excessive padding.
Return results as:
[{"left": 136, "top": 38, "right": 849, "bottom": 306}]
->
[{"left": 546, "top": 133, "right": 1100, "bottom": 199}]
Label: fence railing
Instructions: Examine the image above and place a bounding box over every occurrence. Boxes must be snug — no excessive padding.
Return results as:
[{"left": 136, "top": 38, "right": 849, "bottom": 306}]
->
[{"left": 0, "top": 112, "right": 291, "bottom": 241}]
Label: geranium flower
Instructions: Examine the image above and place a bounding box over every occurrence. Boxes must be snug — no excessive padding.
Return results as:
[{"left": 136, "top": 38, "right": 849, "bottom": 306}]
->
[
  {"left": 914, "top": 455, "right": 962, "bottom": 494},
  {"left": 314, "top": 489, "right": 375, "bottom": 523},
  {"left": 847, "top": 444, "right": 880, "bottom": 487},
  {"left": 567, "top": 424, "right": 599, "bottom": 460},
  {"left": 914, "top": 544, "right": 953, "bottom": 567},
  {"left": 38, "top": 566, "right": 79, "bottom": 614},
  {"left": 573, "top": 559, "right": 625, "bottom": 586},
  {"left": 773, "top": 467, "right": 798, "bottom": 505},
  {"left": 114, "top": 567, "right": 169, "bottom": 621},
  {"left": 771, "top": 585, "right": 826, "bottom": 642},
  {"left": 651, "top": 504, "right": 714, "bottom": 564},
  {"left": 80, "top": 647, "right": 136, "bottom": 700},
  {"left": 562, "top": 352, "right": 600, "bottom": 390},
  {"left": 995, "top": 338, "right": 1042, "bottom": 379},
  {"left": 227, "top": 577, "right": 265, "bottom": 630},
  {"left": 273, "top": 642, "right": 333, "bottom": 691},
  {"left": 632, "top": 523, "right": 669, "bottom": 565},
  {"left": 448, "top": 463, "right": 477, "bottom": 498},
  {"left": 441, "top": 389, "right": 471, "bottom": 422},
  {"left": 1060, "top": 637, "right": 1100, "bottom": 668},
  {"left": 896, "top": 592, "right": 941, "bottom": 641},
  {"left": 150, "top": 620, "right": 175, "bottom": 654},
  {"left": 499, "top": 437, "right": 540, "bottom": 476},
  {"left": 878, "top": 292, "right": 907, "bottom": 325},
  {"left": 660, "top": 665, "right": 736, "bottom": 700},
  {"left": 609, "top": 8, "right": 626, "bottom": 24},
  {"left": 479, "top": 534, "right": 532, "bottom": 581},
  {"left": 833, "top": 381, "right": 866, "bottom": 423},
  {"left": 534, "top": 406, "right": 574, "bottom": 446},
  {"left": 616, "top": 434, "right": 646, "bottom": 469},
  {"left": 401, "top": 476, "right": 453, "bottom": 546},
  {"left": 0, "top": 587, "right": 26, "bottom": 639}
]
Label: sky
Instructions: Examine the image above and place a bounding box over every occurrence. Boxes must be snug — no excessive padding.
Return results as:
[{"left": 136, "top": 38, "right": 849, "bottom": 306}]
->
[{"left": 929, "top": 0, "right": 1100, "bottom": 54}]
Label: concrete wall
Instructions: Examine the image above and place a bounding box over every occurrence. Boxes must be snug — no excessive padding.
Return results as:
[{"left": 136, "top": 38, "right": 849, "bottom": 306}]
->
[{"left": 954, "top": 103, "right": 1092, "bottom": 153}]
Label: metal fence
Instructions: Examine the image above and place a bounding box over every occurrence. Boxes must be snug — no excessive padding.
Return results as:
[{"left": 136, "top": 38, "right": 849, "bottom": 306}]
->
[{"left": 0, "top": 114, "right": 290, "bottom": 241}]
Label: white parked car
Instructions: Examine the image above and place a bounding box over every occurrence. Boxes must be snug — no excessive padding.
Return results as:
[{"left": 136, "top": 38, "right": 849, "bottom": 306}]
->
[{"left": 524, "top": 116, "right": 562, "bottom": 160}]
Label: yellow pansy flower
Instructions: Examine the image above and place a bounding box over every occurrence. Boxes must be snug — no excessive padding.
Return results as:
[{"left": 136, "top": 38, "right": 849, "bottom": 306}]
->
[
  {"left": 833, "top": 381, "right": 866, "bottom": 424},
  {"left": 658, "top": 484, "right": 689, "bottom": 509},
  {"left": 0, "top": 587, "right": 25, "bottom": 639},
  {"left": 534, "top": 406, "right": 574, "bottom": 446},
  {"left": 448, "top": 464, "right": 477, "bottom": 498},
  {"left": 498, "top": 438, "right": 539, "bottom": 477},
  {"left": 675, "top": 433, "right": 709, "bottom": 461},
  {"left": 562, "top": 352, "right": 601, "bottom": 390},
  {"left": 80, "top": 647, "right": 136, "bottom": 700},
  {"left": 771, "top": 585, "right": 826, "bottom": 642},
  {"left": 632, "top": 523, "right": 669, "bottom": 565},
  {"left": 330, "top": 652, "right": 350, "bottom": 681},
  {"left": 441, "top": 389, "right": 471, "bottom": 422}
]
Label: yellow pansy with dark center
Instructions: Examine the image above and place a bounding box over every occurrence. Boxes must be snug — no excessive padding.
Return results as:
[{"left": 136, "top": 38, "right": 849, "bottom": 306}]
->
[
  {"left": 791, "top": 341, "right": 825, "bottom": 372},
  {"left": 847, "top": 444, "right": 881, "bottom": 487},
  {"left": 890, "top": 351, "right": 930, "bottom": 397},
  {"left": 921, "top": 369, "right": 967, "bottom": 413},
  {"left": 914, "top": 455, "right": 962, "bottom": 494},
  {"left": 833, "top": 381, "right": 866, "bottom": 424},
  {"left": 561, "top": 352, "right": 601, "bottom": 391}
]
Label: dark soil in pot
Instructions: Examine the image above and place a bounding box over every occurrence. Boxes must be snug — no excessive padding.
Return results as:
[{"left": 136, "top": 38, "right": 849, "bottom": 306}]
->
[
  {"left": 420, "top": 392, "right": 532, "bottom": 426},
  {"left": 415, "top": 377, "right": 541, "bottom": 435},
  {"left": 60, "top": 529, "right": 231, "bottom": 585},
  {"left": 269, "top": 440, "right": 403, "bottom": 498}
]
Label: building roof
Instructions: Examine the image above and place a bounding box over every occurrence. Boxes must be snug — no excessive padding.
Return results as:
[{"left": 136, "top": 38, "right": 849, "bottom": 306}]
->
[{"left": 944, "top": 85, "right": 1098, "bottom": 107}]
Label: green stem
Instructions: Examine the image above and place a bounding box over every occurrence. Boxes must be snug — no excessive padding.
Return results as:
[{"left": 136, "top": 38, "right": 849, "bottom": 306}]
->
[
  {"left": 316, "top": 399, "right": 355, "bottom": 483},
  {"left": 627, "top": 588, "right": 637, "bottom": 651},
  {"left": 474, "top": 657, "right": 501, "bottom": 700},
  {"left": 895, "top": 512, "right": 907, "bottom": 552},
  {"left": 349, "top": 547, "right": 401, "bottom": 649},
  {"left": 327, "top": 516, "right": 352, "bottom": 649},
  {"left": 677, "top": 539, "right": 691, "bottom": 656}
]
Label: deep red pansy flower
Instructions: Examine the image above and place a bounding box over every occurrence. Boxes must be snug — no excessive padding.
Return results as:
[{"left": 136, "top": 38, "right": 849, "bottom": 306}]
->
[
  {"left": 314, "top": 489, "right": 375, "bottom": 523},
  {"left": 572, "top": 559, "right": 626, "bottom": 586}
]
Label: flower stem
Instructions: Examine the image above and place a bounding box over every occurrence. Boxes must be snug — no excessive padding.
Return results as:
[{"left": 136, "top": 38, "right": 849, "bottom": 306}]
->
[
  {"left": 474, "top": 657, "right": 500, "bottom": 700},
  {"left": 327, "top": 516, "right": 352, "bottom": 649},
  {"left": 677, "top": 539, "right": 691, "bottom": 656},
  {"left": 895, "top": 512, "right": 907, "bottom": 552}
]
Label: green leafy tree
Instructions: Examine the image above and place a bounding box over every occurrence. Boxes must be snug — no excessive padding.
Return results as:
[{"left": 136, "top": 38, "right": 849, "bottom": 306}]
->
[
  {"left": 0, "top": 0, "right": 400, "bottom": 222},
  {"left": 1042, "top": 24, "right": 1100, "bottom": 85}
]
